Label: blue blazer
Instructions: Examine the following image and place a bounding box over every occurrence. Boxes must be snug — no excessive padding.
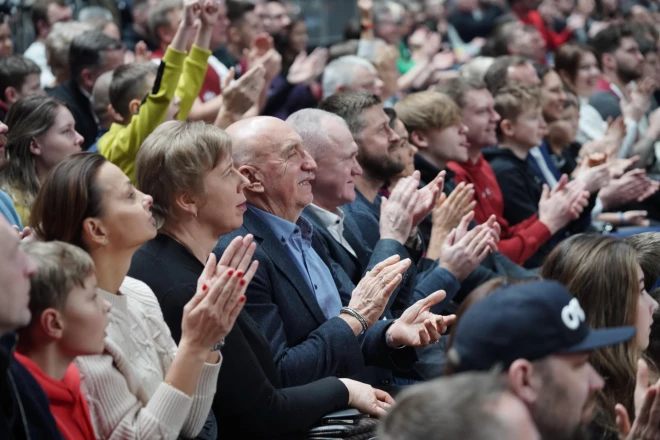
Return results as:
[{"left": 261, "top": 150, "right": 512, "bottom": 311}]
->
[
  {"left": 214, "top": 208, "right": 417, "bottom": 389},
  {"left": 302, "top": 207, "right": 460, "bottom": 315}
]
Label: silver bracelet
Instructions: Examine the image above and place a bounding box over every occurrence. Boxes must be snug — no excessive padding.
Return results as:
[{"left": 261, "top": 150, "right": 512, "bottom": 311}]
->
[{"left": 340, "top": 307, "right": 368, "bottom": 334}]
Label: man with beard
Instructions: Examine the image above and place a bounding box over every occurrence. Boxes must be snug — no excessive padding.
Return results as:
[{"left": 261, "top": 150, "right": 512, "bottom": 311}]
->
[
  {"left": 449, "top": 280, "right": 635, "bottom": 440},
  {"left": 320, "top": 91, "right": 533, "bottom": 302},
  {"left": 587, "top": 24, "right": 660, "bottom": 163}
]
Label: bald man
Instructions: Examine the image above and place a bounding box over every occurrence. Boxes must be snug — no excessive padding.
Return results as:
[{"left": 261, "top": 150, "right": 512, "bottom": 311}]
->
[{"left": 214, "top": 116, "right": 447, "bottom": 390}]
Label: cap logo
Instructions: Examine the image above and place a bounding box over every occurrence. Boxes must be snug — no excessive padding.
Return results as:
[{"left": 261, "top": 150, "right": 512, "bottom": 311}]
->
[{"left": 561, "top": 298, "right": 586, "bottom": 330}]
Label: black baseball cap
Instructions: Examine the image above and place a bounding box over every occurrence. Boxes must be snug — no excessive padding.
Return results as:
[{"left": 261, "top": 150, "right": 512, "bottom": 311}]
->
[{"left": 449, "top": 280, "right": 636, "bottom": 373}]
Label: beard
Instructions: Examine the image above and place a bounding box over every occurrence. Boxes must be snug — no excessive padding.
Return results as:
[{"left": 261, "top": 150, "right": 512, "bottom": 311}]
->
[
  {"left": 616, "top": 62, "right": 643, "bottom": 84},
  {"left": 357, "top": 148, "right": 404, "bottom": 182}
]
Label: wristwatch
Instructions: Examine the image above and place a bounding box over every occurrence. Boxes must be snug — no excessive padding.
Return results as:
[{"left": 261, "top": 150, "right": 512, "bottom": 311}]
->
[{"left": 210, "top": 338, "right": 225, "bottom": 352}]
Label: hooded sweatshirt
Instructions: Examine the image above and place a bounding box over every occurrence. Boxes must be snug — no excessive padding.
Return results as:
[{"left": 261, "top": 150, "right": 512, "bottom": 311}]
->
[
  {"left": 14, "top": 353, "right": 95, "bottom": 440},
  {"left": 447, "top": 155, "right": 552, "bottom": 267}
]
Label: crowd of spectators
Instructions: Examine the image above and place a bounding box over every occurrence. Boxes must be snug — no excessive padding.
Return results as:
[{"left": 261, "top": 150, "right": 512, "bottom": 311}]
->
[{"left": 2, "top": 0, "right": 660, "bottom": 439}]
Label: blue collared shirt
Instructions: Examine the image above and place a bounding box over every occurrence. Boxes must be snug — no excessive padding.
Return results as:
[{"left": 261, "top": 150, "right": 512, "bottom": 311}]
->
[{"left": 250, "top": 206, "right": 343, "bottom": 320}]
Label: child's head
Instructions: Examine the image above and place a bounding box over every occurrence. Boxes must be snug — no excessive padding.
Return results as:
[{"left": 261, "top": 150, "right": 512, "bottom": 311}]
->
[
  {"left": 394, "top": 91, "right": 469, "bottom": 164},
  {"left": 17, "top": 241, "right": 110, "bottom": 357},
  {"left": 109, "top": 61, "right": 159, "bottom": 124},
  {"left": 0, "top": 55, "right": 43, "bottom": 107},
  {"left": 494, "top": 83, "right": 546, "bottom": 149},
  {"left": 547, "top": 89, "right": 579, "bottom": 147}
]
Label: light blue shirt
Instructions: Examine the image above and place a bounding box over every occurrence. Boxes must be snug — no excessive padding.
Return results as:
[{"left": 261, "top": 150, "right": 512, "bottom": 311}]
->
[
  {"left": 250, "top": 205, "right": 343, "bottom": 320},
  {"left": 0, "top": 189, "right": 22, "bottom": 228}
]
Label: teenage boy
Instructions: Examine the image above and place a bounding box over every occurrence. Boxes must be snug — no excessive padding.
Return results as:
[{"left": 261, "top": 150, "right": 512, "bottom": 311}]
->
[
  {"left": 484, "top": 83, "right": 589, "bottom": 263},
  {"left": 436, "top": 77, "right": 587, "bottom": 268},
  {"left": 0, "top": 55, "right": 44, "bottom": 121},
  {"left": 15, "top": 241, "right": 111, "bottom": 440}
]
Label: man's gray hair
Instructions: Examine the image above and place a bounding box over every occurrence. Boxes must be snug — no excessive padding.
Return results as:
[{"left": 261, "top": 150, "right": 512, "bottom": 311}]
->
[
  {"left": 286, "top": 109, "right": 349, "bottom": 161},
  {"left": 78, "top": 5, "right": 114, "bottom": 22},
  {"left": 378, "top": 371, "right": 513, "bottom": 440},
  {"left": 318, "top": 91, "right": 382, "bottom": 140},
  {"left": 322, "top": 55, "right": 377, "bottom": 99}
]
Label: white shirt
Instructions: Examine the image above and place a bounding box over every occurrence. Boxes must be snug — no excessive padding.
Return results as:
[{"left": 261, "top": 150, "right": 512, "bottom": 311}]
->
[
  {"left": 307, "top": 203, "right": 357, "bottom": 258},
  {"left": 24, "top": 41, "right": 55, "bottom": 88}
]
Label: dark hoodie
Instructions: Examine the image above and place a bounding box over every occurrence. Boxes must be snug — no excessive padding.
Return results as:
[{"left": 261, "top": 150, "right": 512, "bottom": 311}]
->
[{"left": 0, "top": 333, "right": 63, "bottom": 440}]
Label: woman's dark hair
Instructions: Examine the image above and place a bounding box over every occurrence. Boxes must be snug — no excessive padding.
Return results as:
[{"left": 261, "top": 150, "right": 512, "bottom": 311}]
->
[
  {"left": 555, "top": 43, "right": 598, "bottom": 87},
  {"left": 31, "top": 152, "right": 106, "bottom": 250},
  {"left": 0, "top": 95, "right": 66, "bottom": 205},
  {"left": 274, "top": 13, "right": 306, "bottom": 73}
]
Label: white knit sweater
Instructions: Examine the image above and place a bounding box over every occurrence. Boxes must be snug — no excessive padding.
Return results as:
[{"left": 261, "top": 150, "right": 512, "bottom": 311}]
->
[{"left": 75, "top": 276, "right": 221, "bottom": 440}]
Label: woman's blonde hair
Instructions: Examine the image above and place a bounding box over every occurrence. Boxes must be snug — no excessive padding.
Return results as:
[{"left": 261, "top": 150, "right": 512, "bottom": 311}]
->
[
  {"left": 136, "top": 120, "right": 231, "bottom": 229},
  {"left": 541, "top": 234, "right": 645, "bottom": 430}
]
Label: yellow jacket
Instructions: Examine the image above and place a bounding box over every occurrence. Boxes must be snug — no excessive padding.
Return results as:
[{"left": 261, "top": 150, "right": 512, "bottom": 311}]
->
[{"left": 98, "top": 45, "right": 211, "bottom": 182}]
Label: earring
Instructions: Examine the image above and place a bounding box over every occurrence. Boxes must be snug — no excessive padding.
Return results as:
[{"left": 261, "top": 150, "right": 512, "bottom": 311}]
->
[
  {"left": 194, "top": 211, "right": 198, "bottom": 218},
  {"left": 103, "top": 238, "right": 108, "bottom": 245}
]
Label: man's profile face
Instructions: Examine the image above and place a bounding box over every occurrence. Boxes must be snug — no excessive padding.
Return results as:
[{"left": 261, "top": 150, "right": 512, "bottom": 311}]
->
[
  {"left": 356, "top": 105, "right": 404, "bottom": 181},
  {"left": 528, "top": 354, "right": 604, "bottom": 440},
  {"left": 614, "top": 37, "right": 644, "bottom": 83}
]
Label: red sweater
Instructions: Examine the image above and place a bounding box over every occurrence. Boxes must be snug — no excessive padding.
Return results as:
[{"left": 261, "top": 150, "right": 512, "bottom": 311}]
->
[
  {"left": 448, "top": 155, "right": 552, "bottom": 265},
  {"left": 15, "top": 352, "right": 96, "bottom": 440},
  {"left": 517, "top": 10, "right": 572, "bottom": 52}
]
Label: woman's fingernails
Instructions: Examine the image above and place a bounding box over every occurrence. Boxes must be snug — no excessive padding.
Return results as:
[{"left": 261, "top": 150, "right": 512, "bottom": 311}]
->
[
  {"left": 202, "top": 284, "right": 207, "bottom": 291},
  {"left": 236, "top": 271, "right": 244, "bottom": 277},
  {"left": 239, "top": 279, "right": 246, "bottom": 286},
  {"left": 227, "top": 270, "right": 234, "bottom": 276},
  {"left": 239, "top": 295, "right": 246, "bottom": 302}
]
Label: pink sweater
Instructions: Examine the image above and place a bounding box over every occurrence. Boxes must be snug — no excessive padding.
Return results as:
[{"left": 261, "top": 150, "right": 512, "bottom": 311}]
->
[{"left": 75, "top": 277, "right": 221, "bottom": 439}]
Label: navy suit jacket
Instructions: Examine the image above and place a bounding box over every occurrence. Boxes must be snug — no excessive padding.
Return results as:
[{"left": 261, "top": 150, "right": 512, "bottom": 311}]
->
[
  {"left": 214, "top": 208, "right": 417, "bottom": 389},
  {"left": 303, "top": 206, "right": 460, "bottom": 315}
]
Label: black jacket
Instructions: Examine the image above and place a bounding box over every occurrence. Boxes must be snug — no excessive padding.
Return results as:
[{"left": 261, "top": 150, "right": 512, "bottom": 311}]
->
[
  {"left": 47, "top": 80, "right": 98, "bottom": 150},
  {"left": 214, "top": 208, "right": 417, "bottom": 391},
  {"left": 128, "top": 234, "right": 349, "bottom": 439},
  {"left": 0, "top": 334, "right": 63, "bottom": 440}
]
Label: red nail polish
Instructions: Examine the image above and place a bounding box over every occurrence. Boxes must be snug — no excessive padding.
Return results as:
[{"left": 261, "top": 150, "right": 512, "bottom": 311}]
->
[
  {"left": 202, "top": 284, "right": 207, "bottom": 291},
  {"left": 239, "top": 279, "right": 246, "bottom": 286},
  {"left": 239, "top": 295, "right": 246, "bottom": 302},
  {"left": 227, "top": 270, "right": 234, "bottom": 276},
  {"left": 236, "top": 271, "right": 244, "bottom": 278}
]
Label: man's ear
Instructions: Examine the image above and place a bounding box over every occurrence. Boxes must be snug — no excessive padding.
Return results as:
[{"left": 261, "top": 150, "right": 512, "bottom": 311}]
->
[
  {"left": 79, "top": 68, "right": 96, "bottom": 92},
  {"left": 40, "top": 308, "right": 65, "bottom": 340},
  {"left": 410, "top": 129, "right": 429, "bottom": 150},
  {"left": 500, "top": 118, "right": 515, "bottom": 138},
  {"left": 239, "top": 164, "right": 265, "bottom": 194},
  {"left": 602, "top": 53, "right": 615, "bottom": 72},
  {"left": 508, "top": 359, "right": 542, "bottom": 405},
  {"left": 82, "top": 217, "right": 109, "bottom": 249},
  {"left": 4, "top": 86, "right": 19, "bottom": 105}
]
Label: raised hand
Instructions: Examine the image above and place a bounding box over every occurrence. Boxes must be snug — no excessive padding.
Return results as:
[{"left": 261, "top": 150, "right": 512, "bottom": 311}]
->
[
  {"left": 431, "top": 182, "right": 475, "bottom": 235},
  {"left": 379, "top": 177, "right": 419, "bottom": 244},
  {"left": 411, "top": 170, "right": 445, "bottom": 228},
  {"left": 183, "top": 0, "right": 203, "bottom": 27},
  {"left": 287, "top": 48, "right": 328, "bottom": 85},
  {"left": 340, "top": 378, "right": 394, "bottom": 417},
  {"left": 385, "top": 291, "right": 457, "bottom": 347},
  {"left": 438, "top": 224, "right": 494, "bottom": 280},
  {"left": 218, "top": 65, "right": 266, "bottom": 119},
  {"left": 135, "top": 40, "right": 153, "bottom": 62},
  {"left": 346, "top": 255, "right": 411, "bottom": 328},
  {"left": 600, "top": 169, "right": 660, "bottom": 210},
  {"left": 180, "top": 236, "right": 259, "bottom": 353},
  {"left": 538, "top": 176, "right": 580, "bottom": 234},
  {"left": 576, "top": 161, "right": 611, "bottom": 194},
  {"left": 357, "top": 0, "right": 373, "bottom": 20},
  {"left": 247, "top": 34, "right": 282, "bottom": 82},
  {"left": 199, "top": 0, "right": 220, "bottom": 26},
  {"left": 615, "top": 359, "right": 660, "bottom": 440}
]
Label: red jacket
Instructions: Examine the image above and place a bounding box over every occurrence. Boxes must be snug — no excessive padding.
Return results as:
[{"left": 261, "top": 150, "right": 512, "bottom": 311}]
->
[
  {"left": 517, "top": 9, "right": 572, "bottom": 52},
  {"left": 448, "top": 155, "right": 552, "bottom": 265},
  {"left": 14, "top": 352, "right": 96, "bottom": 440}
]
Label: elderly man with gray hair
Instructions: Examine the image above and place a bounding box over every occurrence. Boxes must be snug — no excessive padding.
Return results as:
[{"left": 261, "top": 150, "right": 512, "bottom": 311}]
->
[
  {"left": 322, "top": 55, "right": 384, "bottom": 99},
  {"left": 214, "top": 115, "right": 456, "bottom": 391}
]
